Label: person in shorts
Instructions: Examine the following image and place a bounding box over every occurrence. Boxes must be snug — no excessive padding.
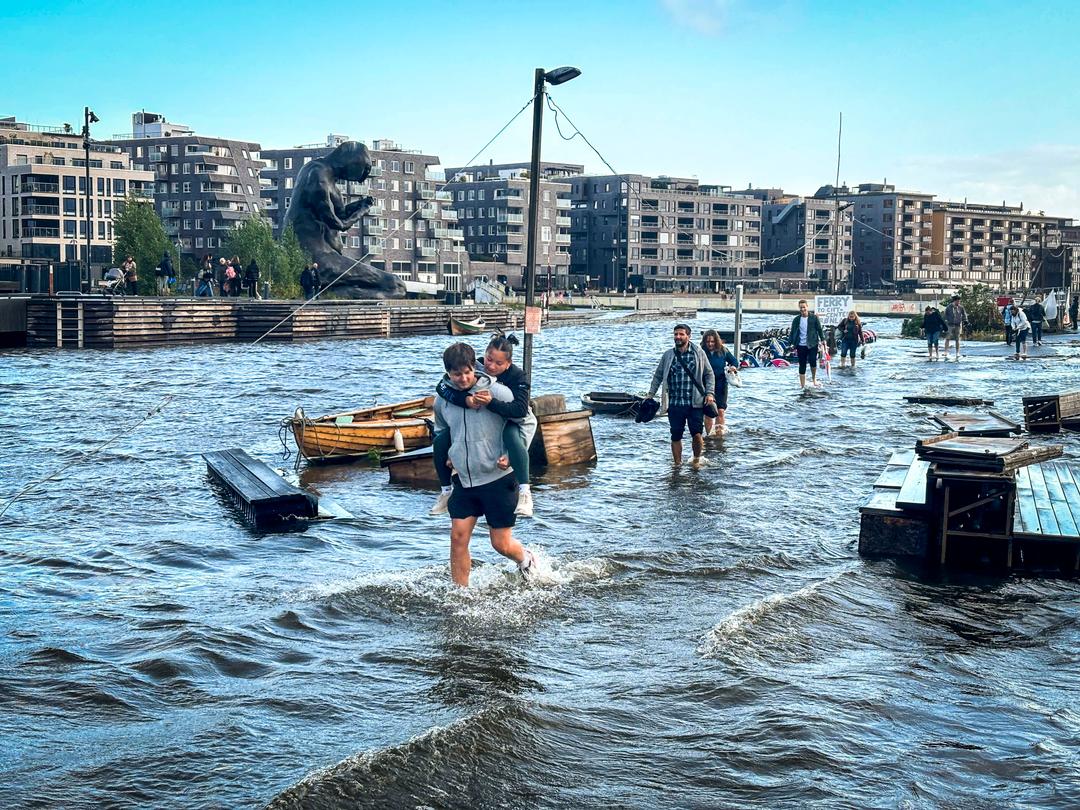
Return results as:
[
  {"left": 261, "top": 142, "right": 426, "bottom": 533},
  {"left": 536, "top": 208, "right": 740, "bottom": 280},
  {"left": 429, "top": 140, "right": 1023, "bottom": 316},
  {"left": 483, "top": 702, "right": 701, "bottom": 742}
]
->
[
  {"left": 433, "top": 342, "right": 536, "bottom": 587},
  {"left": 646, "top": 324, "right": 716, "bottom": 465},
  {"left": 836, "top": 309, "right": 863, "bottom": 370},
  {"left": 788, "top": 299, "right": 826, "bottom": 387},
  {"left": 944, "top": 294, "right": 966, "bottom": 361}
]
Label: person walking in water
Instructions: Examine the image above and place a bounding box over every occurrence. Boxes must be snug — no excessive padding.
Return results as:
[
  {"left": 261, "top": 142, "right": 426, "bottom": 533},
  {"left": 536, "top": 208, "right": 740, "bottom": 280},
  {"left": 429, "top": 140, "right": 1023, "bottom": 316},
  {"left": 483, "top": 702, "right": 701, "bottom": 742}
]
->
[
  {"left": 1026, "top": 295, "right": 1045, "bottom": 346},
  {"left": 1009, "top": 304, "right": 1031, "bottom": 360},
  {"left": 431, "top": 334, "right": 538, "bottom": 517},
  {"left": 647, "top": 323, "right": 716, "bottom": 465},
  {"left": 789, "top": 299, "right": 826, "bottom": 388},
  {"left": 700, "top": 329, "right": 738, "bottom": 436},
  {"left": 836, "top": 310, "right": 863, "bottom": 370},
  {"left": 433, "top": 342, "right": 536, "bottom": 587},
  {"left": 943, "top": 294, "right": 966, "bottom": 361},
  {"left": 922, "top": 305, "right": 946, "bottom": 361}
]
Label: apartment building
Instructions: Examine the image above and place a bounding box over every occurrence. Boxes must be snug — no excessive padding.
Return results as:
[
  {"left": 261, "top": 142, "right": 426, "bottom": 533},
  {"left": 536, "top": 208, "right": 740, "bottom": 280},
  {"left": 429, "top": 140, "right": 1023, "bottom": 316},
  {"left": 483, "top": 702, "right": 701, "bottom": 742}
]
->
[
  {"left": 0, "top": 116, "right": 154, "bottom": 268},
  {"left": 443, "top": 164, "right": 573, "bottom": 290},
  {"left": 930, "top": 202, "right": 1072, "bottom": 290},
  {"left": 759, "top": 193, "right": 853, "bottom": 289},
  {"left": 562, "top": 174, "right": 762, "bottom": 292},
  {"left": 262, "top": 136, "right": 467, "bottom": 297},
  {"left": 106, "top": 112, "right": 266, "bottom": 259}
]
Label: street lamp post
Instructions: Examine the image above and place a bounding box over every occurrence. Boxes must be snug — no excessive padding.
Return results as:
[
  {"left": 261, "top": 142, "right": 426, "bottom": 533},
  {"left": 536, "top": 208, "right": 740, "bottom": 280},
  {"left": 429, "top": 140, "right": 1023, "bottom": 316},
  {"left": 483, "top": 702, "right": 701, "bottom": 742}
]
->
[
  {"left": 522, "top": 65, "right": 581, "bottom": 385},
  {"left": 82, "top": 107, "right": 99, "bottom": 281}
]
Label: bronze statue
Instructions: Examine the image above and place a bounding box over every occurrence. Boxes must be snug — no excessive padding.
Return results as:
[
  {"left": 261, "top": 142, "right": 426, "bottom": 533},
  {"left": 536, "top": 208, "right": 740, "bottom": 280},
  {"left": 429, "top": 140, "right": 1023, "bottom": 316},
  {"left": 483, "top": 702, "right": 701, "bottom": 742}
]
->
[{"left": 282, "top": 141, "right": 405, "bottom": 299}]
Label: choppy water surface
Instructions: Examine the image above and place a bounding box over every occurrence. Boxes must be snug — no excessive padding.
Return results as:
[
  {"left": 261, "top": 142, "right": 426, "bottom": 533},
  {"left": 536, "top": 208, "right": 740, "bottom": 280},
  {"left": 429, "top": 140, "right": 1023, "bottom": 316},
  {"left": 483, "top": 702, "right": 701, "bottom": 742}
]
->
[{"left": 3, "top": 314, "right": 1080, "bottom": 809}]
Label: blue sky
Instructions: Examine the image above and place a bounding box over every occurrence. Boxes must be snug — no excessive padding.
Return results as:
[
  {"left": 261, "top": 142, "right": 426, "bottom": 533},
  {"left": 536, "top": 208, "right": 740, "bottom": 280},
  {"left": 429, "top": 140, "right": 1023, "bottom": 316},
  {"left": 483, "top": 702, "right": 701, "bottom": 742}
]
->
[{"left": 4, "top": 0, "right": 1079, "bottom": 215}]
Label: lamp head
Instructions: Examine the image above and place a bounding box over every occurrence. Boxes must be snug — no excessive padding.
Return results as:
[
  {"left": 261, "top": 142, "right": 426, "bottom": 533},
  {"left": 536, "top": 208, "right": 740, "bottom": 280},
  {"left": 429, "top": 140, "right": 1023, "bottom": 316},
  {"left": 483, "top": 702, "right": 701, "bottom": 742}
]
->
[
  {"left": 87, "top": 110, "right": 100, "bottom": 124},
  {"left": 544, "top": 66, "right": 581, "bottom": 86}
]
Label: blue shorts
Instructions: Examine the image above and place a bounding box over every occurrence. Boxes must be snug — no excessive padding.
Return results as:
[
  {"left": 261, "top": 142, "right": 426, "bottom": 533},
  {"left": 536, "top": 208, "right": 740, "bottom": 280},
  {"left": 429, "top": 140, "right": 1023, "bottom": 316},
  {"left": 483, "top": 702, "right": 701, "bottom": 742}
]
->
[
  {"left": 926, "top": 330, "right": 941, "bottom": 348},
  {"left": 841, "top": 338, "right": 859, "bottom": 358},
  {"left": 667, "top": 404, "right": 704, "bottom": 442}
]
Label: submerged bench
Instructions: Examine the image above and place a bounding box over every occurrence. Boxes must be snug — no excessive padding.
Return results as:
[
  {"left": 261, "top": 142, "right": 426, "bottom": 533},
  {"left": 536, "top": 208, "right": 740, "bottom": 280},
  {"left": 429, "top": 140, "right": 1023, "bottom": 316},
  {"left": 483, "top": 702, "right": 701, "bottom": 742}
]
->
[{"left": 203, "top": 448, "right": 318, "bottom": 529}]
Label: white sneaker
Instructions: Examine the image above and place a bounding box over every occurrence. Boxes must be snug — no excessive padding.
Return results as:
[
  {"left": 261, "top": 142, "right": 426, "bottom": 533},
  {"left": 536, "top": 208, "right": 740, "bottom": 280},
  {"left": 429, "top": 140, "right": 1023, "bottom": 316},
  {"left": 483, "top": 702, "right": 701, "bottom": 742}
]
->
[
  {"left": 429, "top": 489, "right": 451, "bottom": 515},
  {"left": 515, "top": 488, "right": 534, "bottom": 517},
  {"left": 518, "top": 549, "right": 537, "bottom": 580}
]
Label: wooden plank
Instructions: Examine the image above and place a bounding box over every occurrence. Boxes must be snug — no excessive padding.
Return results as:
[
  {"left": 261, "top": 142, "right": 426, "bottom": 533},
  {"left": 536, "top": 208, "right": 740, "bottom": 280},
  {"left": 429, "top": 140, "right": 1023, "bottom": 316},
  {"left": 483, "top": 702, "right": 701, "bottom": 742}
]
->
[
  {"left": 896, "top": 459, "right": 931, "bottom": 511},
  {"left": 203, "top": 448, "right": 317, "bottom": 528},
  {"left": 859, "top": 488, "right": 904, "bottom": 515},
  {"left": 1013, "top": 466, "right": 1037, "bottom": 535},
  {"left": 874, "top": 465, "right": 910, "bottom": 489},
  {"left": 887, "top": 449, "right": 916, "bottom": 467},
  {"left": 1052, "top": 463, "right": 1080, "bottom": 538},
  {"left": 1026, "top": 463, "right": 1060, "bottom": 536},
  {"left": 1041, "top": 463, "right": 1078, "bottom": 538}
]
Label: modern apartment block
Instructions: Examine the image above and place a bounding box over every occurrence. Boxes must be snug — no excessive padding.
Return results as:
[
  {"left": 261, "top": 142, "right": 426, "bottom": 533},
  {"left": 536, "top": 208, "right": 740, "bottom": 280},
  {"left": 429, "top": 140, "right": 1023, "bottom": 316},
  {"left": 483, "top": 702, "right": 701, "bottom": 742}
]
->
[
  {"left": 930, "top": 202, "right": 1072, "bottom": 290},
  {"left": 443, "top": 164, "right": 573, "bottom": 290},
  {"left": 262, "top": 136, "right": 467, "bottom": 297},
  {"left": 0, "top": 116, "right": 154, "bottom": 268},
  {"left": 821, "top": 183, "right": 937, "bottom": 289},
  {"left": 759, "top": 194, "right": 854, "bottom": 289},
  {"left": 106, "top": 112, "right": 265, "bottom": 259},
  {"left": 562, "top": 174, "right": 762, "bottom": 292}
]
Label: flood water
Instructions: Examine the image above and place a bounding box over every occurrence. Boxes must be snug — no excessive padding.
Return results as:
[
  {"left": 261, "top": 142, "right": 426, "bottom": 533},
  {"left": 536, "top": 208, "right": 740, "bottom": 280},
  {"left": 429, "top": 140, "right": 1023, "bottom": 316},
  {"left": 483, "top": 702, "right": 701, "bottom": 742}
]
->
[{"left": 3, "top": 313, "right": 1080, "bottom": 809}]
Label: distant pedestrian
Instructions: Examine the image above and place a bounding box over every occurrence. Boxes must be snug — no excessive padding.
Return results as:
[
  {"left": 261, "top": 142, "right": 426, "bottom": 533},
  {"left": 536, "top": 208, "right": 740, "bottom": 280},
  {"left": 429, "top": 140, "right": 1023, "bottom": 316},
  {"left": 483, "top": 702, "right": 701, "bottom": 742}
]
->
[
  {"left": 121, "top": 255, "right": 138, "bottom": 296},
  {"left": 646, "top": 323, "right": 716, "bottom": 466},
  {"left": 311, "top": 262, "right": 321, "bottom": 295},
  {"left": 1002, "top": 303, "right": 1013, "bottom": 345},
  {"left": 836, "top": 310, "right": 863, "bottom": 370},
  {"left": 1071, "top": 293, "right": 1079, "bottom": 331},
  {"left": 943, "top": 294, "right": 966, "bottom": 361},
  {"left": 1010, "top": 304, "right": 1031, "bottom": 360},
  {"left": 922, "top": 306, "right": 946, "bottom": 361},
  {"left": 156, "top": 250, "right": 173, "bottom": 296},
  {"left": 788, "top": 299, "right": 826, "bottom": 387},
  {"left": 196, "top": 263, "right": 214, "bottom": 297},
  {"left": 300, "top": 264, "right": 315, "bottom": 300},
  {"left": 223, "top": 260, "right": 238, "bottom": 297},
  {"left": 700, "top": 329, "right": 738, "bottom": 436},
  {"left": 217, "top": 257, "right": 229, "bottom": 295},
  {"left": 1026, "top": 295, "right": 1045, "bottom": 346},
  {"left": 244, "top": 259, "right": 261, "bottom": 299},
  {"left": 229, "top": 256, "right": 243, "bottom": 297}
]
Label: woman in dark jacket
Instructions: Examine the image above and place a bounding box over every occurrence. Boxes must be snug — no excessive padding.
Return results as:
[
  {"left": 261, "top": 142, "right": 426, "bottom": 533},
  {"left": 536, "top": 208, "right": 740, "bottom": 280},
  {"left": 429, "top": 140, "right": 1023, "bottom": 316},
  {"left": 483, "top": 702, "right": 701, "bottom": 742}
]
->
[
  {"left": 922, "top": 306, "right": 947, "bottom": 361},
  {"left": 700, "top": 328, "right": 739, "bottom": 435},
  {"left": 836, "top": 310, "right": 863, "bottom": 370},
  {"left": 244, "top": 259, "right": 261, "bottom": 299}
]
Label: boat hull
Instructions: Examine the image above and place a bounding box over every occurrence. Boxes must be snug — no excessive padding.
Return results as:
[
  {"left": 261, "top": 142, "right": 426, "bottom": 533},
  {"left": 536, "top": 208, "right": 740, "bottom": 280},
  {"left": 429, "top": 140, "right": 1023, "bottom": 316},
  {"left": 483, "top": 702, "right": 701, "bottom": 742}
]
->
[
  {"left": 449, "top": 317, "right": 486, "bottom": 336},
  {"left": 290, "top": 397, "right": 435, "bottom": 463}
]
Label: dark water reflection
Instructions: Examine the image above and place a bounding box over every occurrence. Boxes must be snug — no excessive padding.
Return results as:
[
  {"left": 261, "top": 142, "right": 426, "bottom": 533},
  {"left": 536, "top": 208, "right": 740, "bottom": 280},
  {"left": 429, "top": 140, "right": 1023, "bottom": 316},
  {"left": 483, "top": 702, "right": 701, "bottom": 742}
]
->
[{"left": 3, "top": 314, "right": 1080, "bottom": 808}]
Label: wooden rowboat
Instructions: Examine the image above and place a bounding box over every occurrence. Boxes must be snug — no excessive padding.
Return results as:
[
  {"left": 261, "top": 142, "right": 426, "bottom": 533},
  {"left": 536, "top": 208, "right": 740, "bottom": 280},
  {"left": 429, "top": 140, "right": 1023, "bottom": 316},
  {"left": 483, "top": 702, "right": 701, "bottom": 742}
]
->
[
  {"left": 580, "top": 391, "right": 644, "bottom": 416},
  {"left": 289, "top": 396, "right": 435, "bottom": 463},
  {"left": 448, "top": 316, "right": 486, "bottom": 336}
]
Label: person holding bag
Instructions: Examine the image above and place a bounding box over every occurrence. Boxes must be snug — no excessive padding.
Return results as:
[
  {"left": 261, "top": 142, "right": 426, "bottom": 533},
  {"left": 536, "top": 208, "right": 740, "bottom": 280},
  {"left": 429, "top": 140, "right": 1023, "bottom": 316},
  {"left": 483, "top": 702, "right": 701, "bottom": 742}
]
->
[{"left": 646, "top": 323, "right": 716, "bottom": 466}]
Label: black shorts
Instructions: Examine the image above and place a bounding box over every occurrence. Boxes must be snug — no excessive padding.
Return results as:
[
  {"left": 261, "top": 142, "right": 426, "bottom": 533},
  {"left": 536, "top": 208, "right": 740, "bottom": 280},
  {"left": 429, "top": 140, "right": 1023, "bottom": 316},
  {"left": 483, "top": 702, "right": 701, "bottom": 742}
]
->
[
  {"left": 797, "top": 344, "right": 818, "bottom": 375},
  {"left": 667, "top": 404, "right": 704, "bottom": 441},
  {"left": 448, "top": 473, "right": 518, "bottom": 529}
]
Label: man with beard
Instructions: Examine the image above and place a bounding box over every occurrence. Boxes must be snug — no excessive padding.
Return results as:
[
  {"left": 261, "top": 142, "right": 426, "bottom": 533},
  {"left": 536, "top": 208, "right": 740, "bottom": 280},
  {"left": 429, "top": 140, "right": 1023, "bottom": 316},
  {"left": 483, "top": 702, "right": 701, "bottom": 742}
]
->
[{"left": 646, "top": 323, "right": 716, "bottom": 466}]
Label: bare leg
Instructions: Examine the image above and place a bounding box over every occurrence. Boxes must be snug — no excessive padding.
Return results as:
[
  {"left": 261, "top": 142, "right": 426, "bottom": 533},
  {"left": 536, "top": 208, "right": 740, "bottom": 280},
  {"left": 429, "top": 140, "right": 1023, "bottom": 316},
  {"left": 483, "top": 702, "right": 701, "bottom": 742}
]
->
[
  {"left": 799, "top": 373, "right": 806, "bottom": 388},
  {"left": 671, "top": 440, "right": 682, "bottom": 464},
  {"left": 450, "top": 516, "right": 478, "bottom": 586},
  {"left": 717, "top": 408, "right": 726, "bottom": 431},
  {"left": 692, "top": 433, "right": 704, "bottom": 459},
  {"left": 489, "top": 526, "right": 527, "bottom": 566},
  {"left": 703, "top": 416, "right": 715, "bottom": 435}
]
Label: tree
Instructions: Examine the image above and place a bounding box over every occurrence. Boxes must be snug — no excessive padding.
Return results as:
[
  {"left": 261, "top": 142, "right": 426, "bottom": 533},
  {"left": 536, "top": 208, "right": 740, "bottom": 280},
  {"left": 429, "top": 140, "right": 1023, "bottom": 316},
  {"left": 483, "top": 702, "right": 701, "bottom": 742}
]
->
[
  {"left": 112, "top": 195, "right": 170, "bottom": 295},
  {"left": 901, "top": 284, "right": 1003, "bottom": 338},
  {"left": 224, "top": 215, "right": 309, "bottom": 299}
]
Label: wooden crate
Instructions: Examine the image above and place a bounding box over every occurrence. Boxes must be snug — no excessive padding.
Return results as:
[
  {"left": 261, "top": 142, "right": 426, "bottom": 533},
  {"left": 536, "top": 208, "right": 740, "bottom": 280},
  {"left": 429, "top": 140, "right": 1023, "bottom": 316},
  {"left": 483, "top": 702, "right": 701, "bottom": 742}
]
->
[
  {"left": 1023, "top": 392, "right": 1080, "bottom": 433},
  {"left": 529, "top": 394, "right": 597, "bottom": 466}
]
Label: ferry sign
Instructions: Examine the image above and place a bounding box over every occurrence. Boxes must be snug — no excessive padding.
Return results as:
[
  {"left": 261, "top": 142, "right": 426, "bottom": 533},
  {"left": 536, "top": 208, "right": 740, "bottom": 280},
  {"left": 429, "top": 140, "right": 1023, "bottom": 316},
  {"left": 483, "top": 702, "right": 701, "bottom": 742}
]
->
[{"left": 814, "top": 295, "right": 853, "bottom": 326}]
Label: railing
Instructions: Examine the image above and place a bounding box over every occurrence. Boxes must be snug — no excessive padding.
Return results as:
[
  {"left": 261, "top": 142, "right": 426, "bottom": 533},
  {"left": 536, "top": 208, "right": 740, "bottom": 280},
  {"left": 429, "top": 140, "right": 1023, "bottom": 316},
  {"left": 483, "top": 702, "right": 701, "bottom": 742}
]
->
[
  {"left": 418, "top": 188, "right": 435, "bottom": 199},
  {"left": 418, "top": 207, "right": 439, "bottom": 219},
  {"left": 417, "top": 246, "right": 437, "bottom": 257},
  {"left": 263, "top": 201, "right": 278, "bottom": 210},
  {"left": 367, "top": 204, "right": 386, "bottom": 215},
  {"left": 441, "top": 210, "right": 458, "bottom": 222},
  {"left": 25, "top": 227, "right": 60, "bottom": 238},
  {"left": 24, "top": 205, "right": 60, "bottom": 216},
  {"left": 555, "top": 234, "right": 571, "bottom": 244},
  {"left": 556, "top": 198, "right": 571, "bottom": 209},
  {"left": 131, "top": 188, "right": 155, "bottom": 200},
  {"left": 498, "top": 213, "right": 524, "bottom": 225},
  {"left": 435, "top": 190, "right": 453, "bottom": 202},
  {"left": 366, "top": 225, "right": 384, "bottom": 236},
  {"left": 365, "top": 244, "right": 383, "bottom": 255},
  {"left": 556, "top": 216, "right": 571, "bottom": 227},
  {"left": 22, "top": 181, "right": 59, "bottom": 193}
]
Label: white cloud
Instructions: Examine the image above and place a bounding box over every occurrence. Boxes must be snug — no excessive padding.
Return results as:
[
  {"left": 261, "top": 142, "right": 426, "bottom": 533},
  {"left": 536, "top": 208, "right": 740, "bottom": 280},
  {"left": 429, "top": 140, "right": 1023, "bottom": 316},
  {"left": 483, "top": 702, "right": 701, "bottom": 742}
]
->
[
  {"left": 897, "top": 144, "right": 1080, "bottom": 220},
  {"left": 659, "top": 0, "right": 734, "bottom": 35}
]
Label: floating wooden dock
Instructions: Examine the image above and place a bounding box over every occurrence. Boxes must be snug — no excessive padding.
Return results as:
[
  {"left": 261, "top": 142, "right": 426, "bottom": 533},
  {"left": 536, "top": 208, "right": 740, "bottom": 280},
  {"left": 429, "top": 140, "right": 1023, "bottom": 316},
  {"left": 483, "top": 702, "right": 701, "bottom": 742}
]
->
[
  {"left": 204, "top": 448, "right": 318, "bottom": 529},
  {"left": 905, "top": 395, "right": 994, "bottom": 406},
  {"left": 929, "top": 411, "right": 1022, "bottom": 438},
  {"left": 24, "top": 297, "right": 513, "bottom": 348},
  {"left": 859, "top": 434, "right": 1079, "bottom": 573},
  {"left": 1022, "top": 391, "right": 1080, "bottom": 433}
]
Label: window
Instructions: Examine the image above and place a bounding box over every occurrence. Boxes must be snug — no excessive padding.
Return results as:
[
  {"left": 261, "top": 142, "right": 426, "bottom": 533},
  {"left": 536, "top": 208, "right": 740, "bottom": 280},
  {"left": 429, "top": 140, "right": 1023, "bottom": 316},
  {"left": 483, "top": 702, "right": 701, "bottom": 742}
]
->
[
  {"left": 170, "top": 144, "right": 179, "bottom": 156},
  {"left": 183, "top": 200, "right": 191, "bottom": 211},
  {"left": 542, "top": 226, "right": 552, "bottom": 242},
  {"left": 183, "top": 219, "right": 192, "bottom": 229},
  {"left": 285, "top": 177, "right": 294, "bottom": 190},
  {"left": 183, "top": 163, "right": 191, "bottom": 174},
  {"left": 404, "top": 160, "right": 414, "bottom": 174},
  {"left": 195, "top": 200, "right": 203, "bottom": 211},
  {"left": 63, "top": 176, "right": 76, "bottom": 193},
  {"left": 195, "top": 220, "right": 204, "bottom": 230},
  {"left": 284, "top": 158, "right": 293, "bottom": 169},
  {"left": 391, "top": 199, "right": 400, "bottom": 211},
  {"left": 64, "top": 199, "right": 76, "bottom": 215},
  {"left": 403, "top": 181, "right": 412, "bottom": 192},
  {"left": 405, "top": 238, "right": 413, "bottom": 249},
  {"left": 303, "top": 156, "right": 312, "bottom": 165},
  {"left": 195, "top": 237, "right": 204, "bottom": 249},
  {"left": 477, "top": 189, "right": 485, "bottom": 201},
  {"left": 457, "top": 191, "right": 464, "bottom": 201},
  {"left": 182, "top": 182, "right": 191, "bottom": 193},
  {"left": 170, "top": 164, "right": 178, "bottom": 175},
  {"left": 489, "top": 207, "right": 495, "bottom": 217},
  {"left": 391, "top": 160, "right": 400, "bottom": 172},
  {"left": 391, "top": 180, "right": 399, "bottom": 192},
  {"left": 468, "top": 190, "right": 475, "bottom": 200}
]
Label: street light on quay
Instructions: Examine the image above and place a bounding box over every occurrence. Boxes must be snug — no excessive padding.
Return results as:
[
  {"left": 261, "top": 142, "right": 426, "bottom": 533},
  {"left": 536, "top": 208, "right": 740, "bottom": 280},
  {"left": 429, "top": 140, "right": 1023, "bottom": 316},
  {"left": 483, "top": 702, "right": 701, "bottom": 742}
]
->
[
  {"left": 82, "top": 106, "right": 99, "bottom": 282},
  {"left": 522, "top": 65, "right": 581, "bottom": 386}
]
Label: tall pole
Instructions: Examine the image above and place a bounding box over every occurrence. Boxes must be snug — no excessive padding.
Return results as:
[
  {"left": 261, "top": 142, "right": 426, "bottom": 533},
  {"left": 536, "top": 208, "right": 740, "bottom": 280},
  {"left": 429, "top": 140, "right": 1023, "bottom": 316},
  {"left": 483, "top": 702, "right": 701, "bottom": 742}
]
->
[
  {"left": 522, "top": 67, "right": 545, "bottom": 385},
  {"left": 832, "top": 112, "right": 842, "bottom": 293},
  {"left": 83, "top": 107, "right": 92, "bottom": 281}
]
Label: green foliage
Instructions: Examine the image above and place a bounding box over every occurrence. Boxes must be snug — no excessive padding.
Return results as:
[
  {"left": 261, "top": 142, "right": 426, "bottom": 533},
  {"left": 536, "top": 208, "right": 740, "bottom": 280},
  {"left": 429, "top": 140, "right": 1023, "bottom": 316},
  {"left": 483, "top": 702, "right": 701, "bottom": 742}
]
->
[
  {"left": 901, "top": 284, "right": 1003, "bottom": 338},
  {"left": 112, "top": 195, "right": 170, "bottom": 295},
  {"left": 224, "top": 217, "right": 309, "bottom": 299}
]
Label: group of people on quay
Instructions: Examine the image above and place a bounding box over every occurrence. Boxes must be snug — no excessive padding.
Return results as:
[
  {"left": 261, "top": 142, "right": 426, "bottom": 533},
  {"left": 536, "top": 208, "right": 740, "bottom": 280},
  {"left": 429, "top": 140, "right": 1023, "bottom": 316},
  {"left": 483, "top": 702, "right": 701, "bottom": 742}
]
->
[
  {"left": 195, "top": 255, "right": 261, "bottom": 298},
  {"left": 920, "top": 294, "right": 967, "bottom": 362}
]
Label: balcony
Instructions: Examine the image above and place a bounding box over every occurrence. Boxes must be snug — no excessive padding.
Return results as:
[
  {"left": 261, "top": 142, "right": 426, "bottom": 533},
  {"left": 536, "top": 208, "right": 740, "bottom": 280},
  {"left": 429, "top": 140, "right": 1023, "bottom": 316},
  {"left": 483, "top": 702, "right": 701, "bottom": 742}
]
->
[
  {"left": 365, "top": 244, "right": 383, "bottom": 256},
  {"left": 556, "top": 198, "right": 571, "bottom": 209},
  {"left": 416, "top": 246, "right": 437, "bottom": 257},
  {"left": 263, "top": 201, "right": 278, "bottom": 210},
  {"left": 556, "top": 216, "right": 571, "bottom": 227},
  {"left": 441, "top": 210, "right": 458, "bottom": 222},
  {"left": 435, "top": 190, "right": 453, "bottom": 202},
  {"left": 164, "top": 224, "right": 180, "bottom": 236},
  {"left": 25, "top": 227, "right": 60, "bottom": 238},
  {"left": 418, "top": 207, "right": 439, "bottom": 219},
  {"left": 418, "top": 188, "right": 435, "bottom": 199},
  {"left": 212, "top": 222, "right": 234, "bottom": 231},
  {"left": 555, "top": 233, "right": 571, "bottom": 245},
  {"left": 366, "top": 225, "right": 385, "bottom": 236},
  {"left": 24, "top": 204, "right": 60, "bottom": 216},
  {"left": 148, "top": 150, "right": 168, "bottom": 162},
  {"left": 433, "top": 227, "right": 463, "bottom": 239},
  {"left": 131, "top": 187, "right": 155, "bottom": 201},
  {"left": 498, "top": 213, "right": 524, "bottom": 225},
  {"left": 367, "top": 204, "right": 386, "bottom": 215},
  {"left": 22, "top": 180, "right": 59, "bottom": 194}
]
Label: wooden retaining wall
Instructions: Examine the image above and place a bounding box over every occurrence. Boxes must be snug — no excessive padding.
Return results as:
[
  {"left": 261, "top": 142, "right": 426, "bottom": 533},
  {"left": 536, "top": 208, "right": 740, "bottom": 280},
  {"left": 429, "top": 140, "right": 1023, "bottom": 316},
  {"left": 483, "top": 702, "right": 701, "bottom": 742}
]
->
[{"left": 25, "top": 297, "right": 515, "bottom": 349}]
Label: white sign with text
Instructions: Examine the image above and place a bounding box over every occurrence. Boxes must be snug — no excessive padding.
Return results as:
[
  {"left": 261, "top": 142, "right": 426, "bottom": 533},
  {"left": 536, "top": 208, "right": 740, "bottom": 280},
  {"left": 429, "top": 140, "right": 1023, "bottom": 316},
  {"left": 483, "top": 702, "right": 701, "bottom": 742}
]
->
[{"left": 814, "top": 295, "right": 853, "bottom": 326}]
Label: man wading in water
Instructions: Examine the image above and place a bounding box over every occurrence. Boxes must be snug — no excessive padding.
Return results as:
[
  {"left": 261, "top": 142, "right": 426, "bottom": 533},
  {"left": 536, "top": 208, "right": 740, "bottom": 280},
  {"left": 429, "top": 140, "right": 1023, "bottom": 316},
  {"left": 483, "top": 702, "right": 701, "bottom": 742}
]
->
[
  {"left": 789, "top": 299, "right": 826, "bottom": 388},
  {"left": 647, "top": 324, "right": 716, "bottom": 466},
  {"left": 433, "top": 342, "right": 536, "bottom": 587}
]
